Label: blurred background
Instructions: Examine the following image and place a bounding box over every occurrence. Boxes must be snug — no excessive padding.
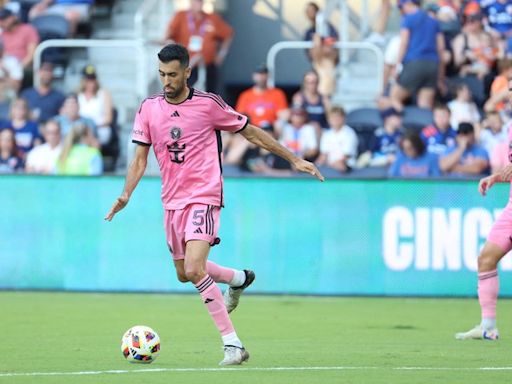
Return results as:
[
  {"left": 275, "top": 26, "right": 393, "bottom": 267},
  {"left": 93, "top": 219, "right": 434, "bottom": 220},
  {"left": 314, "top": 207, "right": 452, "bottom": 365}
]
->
[{"left": 2, "top": 0, "right": 512, "bottom": 296}]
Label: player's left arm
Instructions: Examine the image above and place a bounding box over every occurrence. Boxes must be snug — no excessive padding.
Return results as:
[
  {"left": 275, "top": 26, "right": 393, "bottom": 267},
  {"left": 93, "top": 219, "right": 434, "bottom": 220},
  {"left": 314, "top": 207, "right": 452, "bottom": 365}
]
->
[{"left": 240, "top": 124, "right": 324, "bottom": 181}]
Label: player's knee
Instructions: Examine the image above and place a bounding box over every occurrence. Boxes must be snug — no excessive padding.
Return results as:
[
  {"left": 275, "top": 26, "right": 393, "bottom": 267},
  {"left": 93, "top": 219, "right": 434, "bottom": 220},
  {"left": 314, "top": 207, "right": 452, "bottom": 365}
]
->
[
  {"left": 184, "top": 267, "right": 204, "bottom": 284},
  {"left": 478, "top": 251, "right": 498, "bottom": 271},
  {"left": 176, "top": 272, "right": 189, "bottom": 283}
]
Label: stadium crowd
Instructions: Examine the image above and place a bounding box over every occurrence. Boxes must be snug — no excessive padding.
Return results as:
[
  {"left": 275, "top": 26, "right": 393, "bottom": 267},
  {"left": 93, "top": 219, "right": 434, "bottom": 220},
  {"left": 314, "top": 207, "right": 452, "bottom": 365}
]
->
[{"left": 1, "top": 0, "right": 512, "bottom": 179}]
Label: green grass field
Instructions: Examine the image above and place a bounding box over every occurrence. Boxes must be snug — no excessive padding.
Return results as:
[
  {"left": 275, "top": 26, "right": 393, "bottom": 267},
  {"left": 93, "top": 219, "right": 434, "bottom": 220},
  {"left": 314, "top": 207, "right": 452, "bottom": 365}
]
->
[{"left": 2, "top": 292, "right": 511, "bottom": 384}]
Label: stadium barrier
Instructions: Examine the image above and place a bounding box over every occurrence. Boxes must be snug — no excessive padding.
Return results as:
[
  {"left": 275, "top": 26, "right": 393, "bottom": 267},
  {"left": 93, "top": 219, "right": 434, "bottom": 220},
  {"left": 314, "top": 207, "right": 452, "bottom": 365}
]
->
[{"left": 1, "top": 176, "right": 511, "bottom": 296}]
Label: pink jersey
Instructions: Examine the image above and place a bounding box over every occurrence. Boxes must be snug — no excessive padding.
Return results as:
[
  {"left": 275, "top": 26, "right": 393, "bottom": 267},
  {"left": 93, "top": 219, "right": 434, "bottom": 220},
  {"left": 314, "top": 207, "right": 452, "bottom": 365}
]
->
[{"left": 132, "top": 88, "right": 248, "bottom": 209}]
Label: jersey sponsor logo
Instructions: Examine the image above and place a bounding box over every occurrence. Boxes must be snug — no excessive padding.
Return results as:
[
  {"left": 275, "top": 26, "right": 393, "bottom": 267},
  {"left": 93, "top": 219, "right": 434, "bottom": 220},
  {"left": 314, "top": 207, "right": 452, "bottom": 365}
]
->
[
  {"left": 167, "top": 142, "right": 186, "bottom": 163},
  {"left": 132, "top": 128, "right": 145, "bottom": 136},
  {"left": 170, "top": 126, "right": 182, "bottom": 140}
]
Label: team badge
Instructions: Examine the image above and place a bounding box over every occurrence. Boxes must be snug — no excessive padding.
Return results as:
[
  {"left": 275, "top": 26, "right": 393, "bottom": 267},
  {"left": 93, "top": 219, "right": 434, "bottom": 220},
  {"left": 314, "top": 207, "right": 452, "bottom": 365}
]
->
[{"left": 170, "top": 126, "right": 182, "bottom": 140}]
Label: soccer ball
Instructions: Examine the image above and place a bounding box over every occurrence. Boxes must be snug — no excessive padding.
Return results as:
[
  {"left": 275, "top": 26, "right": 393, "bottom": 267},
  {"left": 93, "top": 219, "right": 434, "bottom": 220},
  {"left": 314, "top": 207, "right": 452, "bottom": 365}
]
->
[{"left": 121, "top": 325, "right": 161, "bottom": 364}]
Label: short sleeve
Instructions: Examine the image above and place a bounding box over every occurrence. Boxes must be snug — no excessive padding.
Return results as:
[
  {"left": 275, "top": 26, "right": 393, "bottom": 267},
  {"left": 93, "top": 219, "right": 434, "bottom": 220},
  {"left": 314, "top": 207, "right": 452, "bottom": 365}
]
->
[
  {"left": 430, "top": 154, "right": 441, "bottom": 176},
  {"left": 132, "top": 101, "right": 152, "bottom": 145},
  {"left": 211, "top": 96, "right": 248, "bottom": 133}
]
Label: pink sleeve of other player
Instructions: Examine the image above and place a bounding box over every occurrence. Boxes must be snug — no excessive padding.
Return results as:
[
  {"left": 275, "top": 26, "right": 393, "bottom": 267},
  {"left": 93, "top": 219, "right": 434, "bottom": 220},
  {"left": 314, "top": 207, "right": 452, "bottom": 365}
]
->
[
  {"left": 131, "top": 101, "right": 152, "bottom": 145},
  {"left": 210, "top": 96, "right": 248, "bottom": 133}
]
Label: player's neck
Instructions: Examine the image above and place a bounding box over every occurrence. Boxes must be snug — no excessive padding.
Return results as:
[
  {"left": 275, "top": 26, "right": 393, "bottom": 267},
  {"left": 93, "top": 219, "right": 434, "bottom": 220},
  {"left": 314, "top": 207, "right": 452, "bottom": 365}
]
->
[{"left": 164, "top": 87, "right": 191, "bottom": 104}]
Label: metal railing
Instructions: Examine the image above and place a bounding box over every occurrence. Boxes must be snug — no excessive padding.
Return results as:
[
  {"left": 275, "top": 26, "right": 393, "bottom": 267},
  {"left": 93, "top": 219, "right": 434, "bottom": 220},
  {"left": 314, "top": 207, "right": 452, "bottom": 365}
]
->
[
  {"left": 33, "top": 39, "right": 148, "bottom": 100},
  {"left": 266, "top": 40, "right": 384, "bottom": 97},
  {"left": 134, "top": 0, "right": 171, "bottom": 41}
]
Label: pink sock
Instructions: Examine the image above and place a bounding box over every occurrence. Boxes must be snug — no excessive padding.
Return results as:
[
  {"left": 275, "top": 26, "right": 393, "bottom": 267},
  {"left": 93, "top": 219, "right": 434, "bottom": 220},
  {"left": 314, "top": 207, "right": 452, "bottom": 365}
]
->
[
  {"left": 206, "top": 261, "right": 234, "bottom": 284},
  {"left": 478, "top": 269, "right": 499, "bottom": 319},
  {"left": 195, "top": 275, "right": 235, "bottom": 336}
]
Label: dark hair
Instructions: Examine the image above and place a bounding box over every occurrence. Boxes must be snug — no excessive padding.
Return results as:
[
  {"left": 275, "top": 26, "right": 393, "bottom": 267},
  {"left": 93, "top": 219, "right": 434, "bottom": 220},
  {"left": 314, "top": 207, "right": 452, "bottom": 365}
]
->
[
  {"left": 433, "top": 103, "right": 450, "bottom": 113},
  {"left": 329, "top": 106, "right": 346, "bottom": 117},
  {"left": 306, "top": 2, "right": 320, "bottom": 12},
  {"left": 157, "top": 44, "right": 189, "bottom": 67},
  {"left": 401, "top": 130, "right": 426, "bottom": 156}
]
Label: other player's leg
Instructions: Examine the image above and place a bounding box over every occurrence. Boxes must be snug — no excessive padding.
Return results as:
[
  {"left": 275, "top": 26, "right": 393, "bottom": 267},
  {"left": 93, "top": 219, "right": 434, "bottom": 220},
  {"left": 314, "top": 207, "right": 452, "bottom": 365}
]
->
[{"left": 455, "top": 241, "right": 504, "bottom": 340}]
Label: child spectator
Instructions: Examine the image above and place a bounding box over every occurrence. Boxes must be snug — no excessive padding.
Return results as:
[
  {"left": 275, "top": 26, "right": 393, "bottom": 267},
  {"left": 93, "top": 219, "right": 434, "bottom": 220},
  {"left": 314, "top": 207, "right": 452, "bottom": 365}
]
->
[
  {"left": 315, "top": 106, "right": 358, "bottom": 173},
  {"left": 279, "top": 106, "right": 318, "bottom": 162},
  {"left": 25, "top": 119, "right": 62, "bottom": 174},
  {"left": 358, "top": 107, "right": 403, "bottom": 168},
  {"left": 0, "top": 127, "right": 23, "bottom": 173},
  {"left": 389, "top": 130, "right": 441, "bottom": 177},
  {"left": 447, "top": 83, "right": 481, "bottom": 130},
  {"left": 421, "top": 103, "right": 457, "bottom": 155},
  {"left": 7, "top": 97, "right": 41, "bottom": 157},
  {"left": 56, "top": 123, "right": 102, "bottom": 175}
]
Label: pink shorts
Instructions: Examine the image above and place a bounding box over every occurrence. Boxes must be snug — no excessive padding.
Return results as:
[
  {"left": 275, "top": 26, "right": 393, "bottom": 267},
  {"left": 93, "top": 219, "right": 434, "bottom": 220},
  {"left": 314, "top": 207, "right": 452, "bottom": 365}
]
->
[
  {"left": 487, "top": 208, "right": 512, "bottom": 253},
  {"left": 164, "top": 203, "right": 221, "bottom": 260}
]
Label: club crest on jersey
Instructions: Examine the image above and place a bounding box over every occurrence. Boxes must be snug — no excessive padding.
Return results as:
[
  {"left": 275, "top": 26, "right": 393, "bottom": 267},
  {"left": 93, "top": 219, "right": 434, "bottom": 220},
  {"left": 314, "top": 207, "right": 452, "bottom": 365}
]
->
[{"left": 170, "top": 126, "right": 182, "bottom": 140}]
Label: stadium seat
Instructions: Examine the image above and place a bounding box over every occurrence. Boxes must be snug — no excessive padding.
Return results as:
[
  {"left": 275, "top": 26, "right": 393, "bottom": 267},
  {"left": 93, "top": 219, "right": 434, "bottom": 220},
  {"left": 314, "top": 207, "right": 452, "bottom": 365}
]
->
[
  {"left": 346, "top": 108, "right": 382, "bottom": 154},
  {"left": 401, "top": 106, "right": 434, "bottom": 131},
  {"left": 31, "top": 14, "right": 70, "bottom": 65},
  {"left": 346, "top": 107, "right": 383, "bottom": 132}
]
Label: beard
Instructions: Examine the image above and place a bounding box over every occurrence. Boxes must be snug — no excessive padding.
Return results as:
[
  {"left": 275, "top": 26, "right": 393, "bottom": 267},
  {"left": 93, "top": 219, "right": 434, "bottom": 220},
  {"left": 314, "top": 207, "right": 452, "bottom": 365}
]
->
[{"left": 164, "top": 82, "right": 185, "bottom": 100}]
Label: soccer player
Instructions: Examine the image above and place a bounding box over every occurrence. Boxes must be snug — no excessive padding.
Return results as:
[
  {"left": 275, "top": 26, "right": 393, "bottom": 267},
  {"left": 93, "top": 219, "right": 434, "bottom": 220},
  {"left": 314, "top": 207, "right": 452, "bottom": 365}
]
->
[
  {"left": 455, "top": 123, "right": 512, "bottom": 341},
  {"left": 105, "top": 44, "right": 324, "bottom": 365}
]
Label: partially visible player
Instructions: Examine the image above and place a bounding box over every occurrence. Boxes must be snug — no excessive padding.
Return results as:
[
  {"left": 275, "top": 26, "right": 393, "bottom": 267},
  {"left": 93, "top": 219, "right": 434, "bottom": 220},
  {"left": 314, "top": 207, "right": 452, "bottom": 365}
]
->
[
  {"left": 105, "top": 44, "right": 324, "bottom": 365},
  {"left": 455, "top": 79, "right": 512, "bottom": 340}
]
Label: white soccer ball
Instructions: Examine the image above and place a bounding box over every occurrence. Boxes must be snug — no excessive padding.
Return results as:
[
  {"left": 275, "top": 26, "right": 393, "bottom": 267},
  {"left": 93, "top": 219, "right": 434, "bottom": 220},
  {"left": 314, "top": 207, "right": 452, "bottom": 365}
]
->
[{"left": 121, "top": 325, "right": 161, "bottom": 364}]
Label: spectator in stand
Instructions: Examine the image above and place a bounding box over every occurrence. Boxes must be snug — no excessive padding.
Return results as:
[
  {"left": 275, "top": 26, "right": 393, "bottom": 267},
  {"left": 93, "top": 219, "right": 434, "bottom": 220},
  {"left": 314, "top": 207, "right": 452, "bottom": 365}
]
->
[
  {"left": 163, "top": 0, "right": 232, "bottom": 93},
  {"left": 278, "top": 106, "right": 318, "bottom": 163},
  {"left": 28, "top": 0, "right": 94, "bottom": 36},
  {"left": 479, "top": 110, "right": 508, "bottom": 156},
  {"left": 421, "top": 103, "right": 457, "bottom": 155},
  {"left": 20, "top": 62, "right": 65, "bottom": 123},
  {"left": 315, "top": 106, "right": 358, "bottom": 173},
  {"left": 25, "top": 119, "right": 62, "bottom": 174},
  {"left": 55, "top": 93, "right": 97, "bottom": 139},
  {"left": 56, "top": 122, "right": 102, "bottom": 175},
  {"left": 223, "top": 64, "right": 288, "bottom": 168},
  {"left": 440, "top": 122, "right": 490, "bottom": 177},
  {"left": 484, "top": 58, "right": 512, "bottom": 114},
  {"left": 0, "top": 38, "right": 22, "bottom": 94},
  {"left": 479, "top": 0, "right": 512, "bottom": 56},
  {"left": 489, "top": 127, "right": 511, "bottom": 173},
  {"left": 235, "top": 64, "right": 288, "bottom": 132},
  {"left": 447, "top": 82, "right": 481, "bottom": 130},
  {"left": 389, "top": 130, "right": 441, "bottom": 177},
  {"left": 77, "top": 65, "right": 113, "bottom": 148},
  {"left": 7, "top": 97, "right": 42, "bottom": 157},
  {"left": 451, "top": 3, "right": 496, "bottom": 81},
  {"left": 292, "top": 70, "right": 330, "bottom": 131},
  {"left": 0, "top": 8, "right": 39, "bottom": 72},
  {"left": 0, "top": 127, "right": 23, "bottom": 173},
  {"left": 390, "top": 0, "right": 446, "bottom": 111},
  {"left": 304, "top": 1, "right": 338, "bottom": 97},
  {"left": 357, "top": 107, "right": 403, "bottom": 168}
]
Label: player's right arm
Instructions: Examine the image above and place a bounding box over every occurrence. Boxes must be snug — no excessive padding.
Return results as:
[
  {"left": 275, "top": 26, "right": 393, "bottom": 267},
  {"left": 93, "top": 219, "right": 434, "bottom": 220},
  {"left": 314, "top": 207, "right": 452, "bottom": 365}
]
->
[{"left": 104, "top": 144, "right": 150, "bottom": 221}]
